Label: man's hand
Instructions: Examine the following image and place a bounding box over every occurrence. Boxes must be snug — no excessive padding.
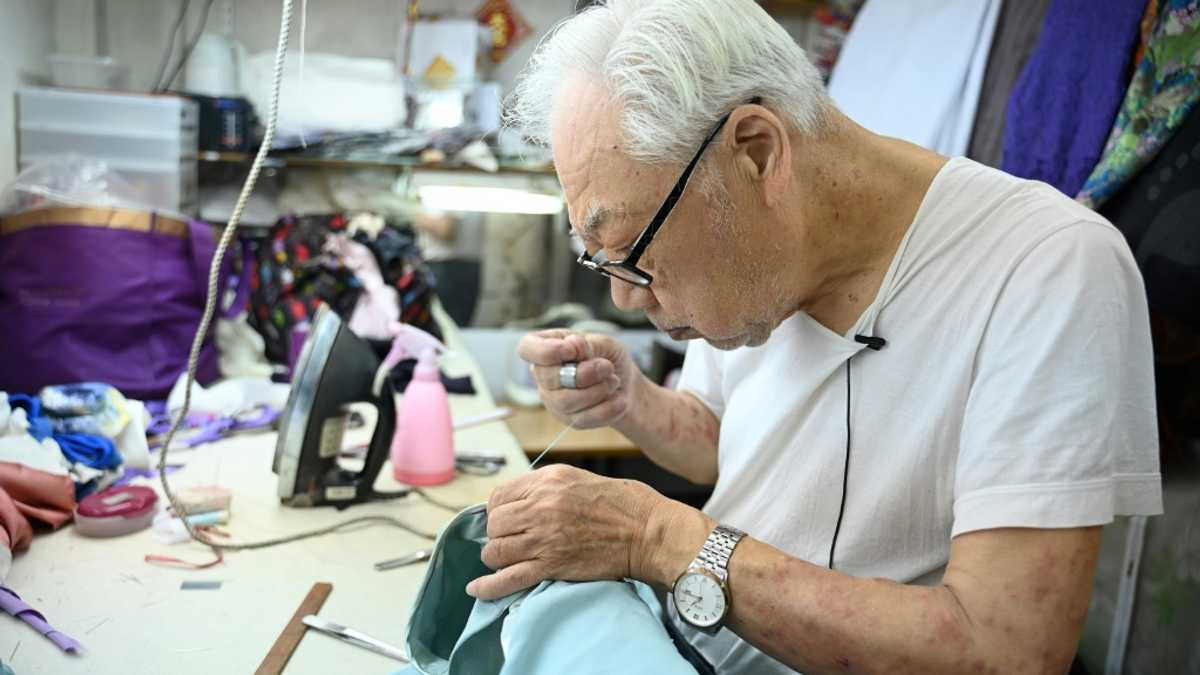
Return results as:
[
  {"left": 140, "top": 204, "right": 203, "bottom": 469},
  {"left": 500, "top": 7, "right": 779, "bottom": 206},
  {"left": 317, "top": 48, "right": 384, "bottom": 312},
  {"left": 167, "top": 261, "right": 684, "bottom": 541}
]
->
[
  {"left": 465, "top": 465, "right": 686, "bottom": 600},
  {"left": 518, "top": 330, "right": 645, "bottom": 429}
]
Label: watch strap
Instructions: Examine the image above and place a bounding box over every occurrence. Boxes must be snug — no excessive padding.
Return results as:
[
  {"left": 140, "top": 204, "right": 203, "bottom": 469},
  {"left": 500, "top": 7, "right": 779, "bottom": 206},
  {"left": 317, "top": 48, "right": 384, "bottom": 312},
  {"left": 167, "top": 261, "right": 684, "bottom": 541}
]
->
[{"left": 694, "top": 524, "right": 745, "bottom": 580}]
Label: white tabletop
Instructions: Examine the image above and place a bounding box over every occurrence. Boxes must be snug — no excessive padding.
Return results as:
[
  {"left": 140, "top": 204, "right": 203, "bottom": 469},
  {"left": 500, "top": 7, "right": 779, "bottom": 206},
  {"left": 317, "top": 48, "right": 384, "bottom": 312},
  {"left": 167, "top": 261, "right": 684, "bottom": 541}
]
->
[{"left": 1, "top": 318, "right": 530, "bottom": 674}]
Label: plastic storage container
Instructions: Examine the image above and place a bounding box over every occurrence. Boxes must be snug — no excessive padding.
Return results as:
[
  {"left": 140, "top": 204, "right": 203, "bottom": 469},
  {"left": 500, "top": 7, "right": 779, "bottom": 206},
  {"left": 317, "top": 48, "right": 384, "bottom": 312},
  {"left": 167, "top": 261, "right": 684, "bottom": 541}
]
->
[{"left": 17, "top": 88, "right": 199, "bottom": 215}]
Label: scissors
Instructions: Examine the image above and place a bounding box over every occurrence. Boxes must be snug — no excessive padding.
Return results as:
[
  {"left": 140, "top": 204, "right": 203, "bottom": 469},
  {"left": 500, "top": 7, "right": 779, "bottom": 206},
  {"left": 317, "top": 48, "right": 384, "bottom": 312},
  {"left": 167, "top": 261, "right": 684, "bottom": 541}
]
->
[{"left": 455, "top": 453, "right": 507, "bottom": 476}]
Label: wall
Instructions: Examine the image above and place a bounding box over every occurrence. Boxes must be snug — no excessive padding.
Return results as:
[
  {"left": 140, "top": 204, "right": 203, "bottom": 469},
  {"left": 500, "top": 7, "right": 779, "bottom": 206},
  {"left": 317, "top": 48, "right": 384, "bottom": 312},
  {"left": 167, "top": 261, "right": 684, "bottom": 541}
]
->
[
  {"left": 53, "top": 0, "right": 577, "bottom": 96},
  {"left": 0, "top": 0, "right": 55, "bottom": 186}
]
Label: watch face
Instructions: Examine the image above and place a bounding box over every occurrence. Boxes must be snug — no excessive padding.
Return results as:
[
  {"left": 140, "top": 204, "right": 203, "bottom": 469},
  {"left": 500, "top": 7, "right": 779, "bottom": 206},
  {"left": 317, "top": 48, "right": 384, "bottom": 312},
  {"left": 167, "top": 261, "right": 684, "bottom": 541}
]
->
[{"left": 673, "top": 570, "right": 726, "bottom": 628}]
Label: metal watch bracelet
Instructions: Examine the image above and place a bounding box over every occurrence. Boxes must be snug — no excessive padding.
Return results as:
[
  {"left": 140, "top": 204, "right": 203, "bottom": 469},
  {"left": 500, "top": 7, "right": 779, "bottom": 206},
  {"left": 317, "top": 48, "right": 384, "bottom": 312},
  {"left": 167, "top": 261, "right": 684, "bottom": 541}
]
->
[{"left": 696, "top": 524, "right": 745, "bottom": 580}]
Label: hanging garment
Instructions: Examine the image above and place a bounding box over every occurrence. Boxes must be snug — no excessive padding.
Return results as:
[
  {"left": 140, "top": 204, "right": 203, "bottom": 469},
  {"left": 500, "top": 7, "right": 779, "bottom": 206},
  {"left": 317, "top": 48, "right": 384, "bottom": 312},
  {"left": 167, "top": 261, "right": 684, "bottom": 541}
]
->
[
  {"left": 828, "top": 0, "right": 1002, "bottom": 156},
  {"left": 247, "top": 214, "right": 442, "bottom": 368},
  {"left": 1078, "top": 0, "right": 1200, "bottom": 209},
  {"left": 396, "top": 505, "right": 710, "bottom": 675},
  {"left": 1001, "top": 0, "right": 1148, "bottom": 196},
  {"left": 966, "top": 0, "right": 1053, "bottom": 167},
  {"left": 324, "top": 234, "right": 401, "bottom": 341}
]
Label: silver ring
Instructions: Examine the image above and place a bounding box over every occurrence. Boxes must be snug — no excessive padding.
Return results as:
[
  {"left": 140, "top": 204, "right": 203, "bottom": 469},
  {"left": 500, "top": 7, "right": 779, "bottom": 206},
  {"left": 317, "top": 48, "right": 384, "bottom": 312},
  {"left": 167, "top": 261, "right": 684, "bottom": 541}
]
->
[{"left": 559, "top": 362, "right": 579, "bottom": 390}]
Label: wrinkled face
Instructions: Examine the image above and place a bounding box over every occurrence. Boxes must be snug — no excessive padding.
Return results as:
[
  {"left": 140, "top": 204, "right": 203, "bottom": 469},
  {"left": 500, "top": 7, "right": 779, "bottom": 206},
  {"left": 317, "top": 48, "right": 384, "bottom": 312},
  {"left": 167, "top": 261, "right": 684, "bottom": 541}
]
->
[{"left": 552, "top": 83, "right": 790, "bottom": 350}]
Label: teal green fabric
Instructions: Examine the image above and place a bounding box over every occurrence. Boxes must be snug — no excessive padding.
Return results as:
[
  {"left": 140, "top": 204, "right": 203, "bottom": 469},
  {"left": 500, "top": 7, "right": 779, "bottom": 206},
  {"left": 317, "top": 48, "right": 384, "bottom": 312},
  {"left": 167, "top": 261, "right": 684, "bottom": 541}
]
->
[{"left": 396, "top": 506, "right": 699, "bottom": 675}]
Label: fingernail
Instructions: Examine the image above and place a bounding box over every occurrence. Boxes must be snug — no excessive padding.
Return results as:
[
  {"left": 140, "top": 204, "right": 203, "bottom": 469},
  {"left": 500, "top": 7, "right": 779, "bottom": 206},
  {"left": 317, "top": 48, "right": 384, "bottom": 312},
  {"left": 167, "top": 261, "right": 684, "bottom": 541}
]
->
[{"left": 465, "top": 581, "right": 478, "bottom": 597}]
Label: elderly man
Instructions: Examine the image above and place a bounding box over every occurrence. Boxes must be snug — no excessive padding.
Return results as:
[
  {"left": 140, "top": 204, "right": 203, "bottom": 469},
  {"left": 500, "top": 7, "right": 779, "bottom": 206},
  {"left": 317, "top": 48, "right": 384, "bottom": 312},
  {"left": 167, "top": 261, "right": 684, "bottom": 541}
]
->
[{"left": 466, "top": 1, "right": 1163, "bottom": 673}]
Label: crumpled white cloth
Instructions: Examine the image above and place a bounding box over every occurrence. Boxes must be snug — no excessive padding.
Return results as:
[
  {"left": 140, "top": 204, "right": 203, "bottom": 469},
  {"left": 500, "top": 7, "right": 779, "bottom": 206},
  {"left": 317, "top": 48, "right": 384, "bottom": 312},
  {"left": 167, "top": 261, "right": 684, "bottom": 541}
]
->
[{"left": 0, "top": 393, "right": 67, "bottom": 476}]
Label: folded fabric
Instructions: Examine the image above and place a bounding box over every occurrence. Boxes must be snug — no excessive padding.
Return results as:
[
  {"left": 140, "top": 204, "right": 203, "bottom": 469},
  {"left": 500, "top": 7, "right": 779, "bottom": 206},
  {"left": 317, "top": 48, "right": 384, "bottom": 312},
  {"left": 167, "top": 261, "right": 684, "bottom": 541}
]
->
[
  {"left": 6, "top": 393, "right": 124, "bottom": 471},
  {"left": 325, "top": 233, "right": 401, "bottom": 341},
  {"left": 55, "top": 433, "right": 121, "bottom": 471},
  {"left": 397, "top": 505, "right": 704, "bottom": 675},
  {"left": 1002, "top": 0, "right": 1148, "bottom": 195},
  {"left": 828, "top": 0, "right": 1001, "bottom": 156},
  {"left": 0, "top": 488, "right": 33, "bottom": 583},
  {"left": 0, "top": 586, "right": 84, "bottom": 653},
  {"left": 1077, "top": 0, "right": 1200, "bottom": 209},
  {"left": 4, "top": 394, "right": 53, "bottom": 441},
  {"left": 0, "top": 462, "right": 76, "bottom": 530},
  {"left": 39, "top": 383, "right": 131, "bottom": 437}
]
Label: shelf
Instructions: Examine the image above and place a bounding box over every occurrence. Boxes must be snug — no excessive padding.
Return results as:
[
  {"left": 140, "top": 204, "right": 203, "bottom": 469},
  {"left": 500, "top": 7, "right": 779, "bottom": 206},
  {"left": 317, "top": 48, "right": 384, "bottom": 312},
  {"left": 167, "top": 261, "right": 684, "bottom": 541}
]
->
[{"left": 198, "top": 150, "right": 555, "bottom": 176}]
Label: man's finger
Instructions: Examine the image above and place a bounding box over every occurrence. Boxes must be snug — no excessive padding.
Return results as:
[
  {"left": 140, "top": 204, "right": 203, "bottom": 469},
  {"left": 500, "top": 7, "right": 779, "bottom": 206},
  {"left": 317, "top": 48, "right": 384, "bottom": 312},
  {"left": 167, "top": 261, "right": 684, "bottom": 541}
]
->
[
  {"left": 466, "top": 560, "right": 545, "bottom": 600},
  {"left": 480, "top": 532, "right": 538, "bottom": 570},
  {"left": 531, "top": 358, "right": 614, "bottom": 392},
  {"left": 566, "top": 391, "right": 629, "bottom": 428},
  {"left": 486, "top": 472, "right": 541, "bottom": 513},
  {"left": 517, "top": 330, "right": 576, "bottom": 366},
  {"left": 546, "top": 380, "right": 619, "bottom": 415},
  {"left": 486, "top": 500, "right": 534, "bottom": 539},
  {"left": 561, "top": 333, "right": 595, "bottom": 363}
]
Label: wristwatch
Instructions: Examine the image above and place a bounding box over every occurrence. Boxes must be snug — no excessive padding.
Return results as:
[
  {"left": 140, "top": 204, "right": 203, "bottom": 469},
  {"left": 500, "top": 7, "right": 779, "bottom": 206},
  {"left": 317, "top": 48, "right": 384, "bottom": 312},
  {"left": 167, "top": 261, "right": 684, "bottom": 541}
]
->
[{"left": 672, "top": 524, "right": 746, "bottom": 633}]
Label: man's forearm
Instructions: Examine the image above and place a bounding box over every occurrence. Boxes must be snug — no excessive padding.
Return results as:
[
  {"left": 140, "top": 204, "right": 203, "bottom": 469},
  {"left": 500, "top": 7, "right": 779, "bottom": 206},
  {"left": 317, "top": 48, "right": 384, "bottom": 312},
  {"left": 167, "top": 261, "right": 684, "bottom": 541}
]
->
[
  {"left": 614, "top": 376, "right": 720, "bottom": 484},
  {"left": 637, "top": 504, "right": 1098, "bottom": 675}
]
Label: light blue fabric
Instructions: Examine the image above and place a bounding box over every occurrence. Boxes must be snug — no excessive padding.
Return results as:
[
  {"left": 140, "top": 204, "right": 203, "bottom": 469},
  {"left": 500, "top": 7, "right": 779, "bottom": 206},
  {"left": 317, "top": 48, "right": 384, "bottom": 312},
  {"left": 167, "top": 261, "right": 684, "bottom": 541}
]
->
[{"left": 395, "top": 506, "right": 699, "bottom": 675}]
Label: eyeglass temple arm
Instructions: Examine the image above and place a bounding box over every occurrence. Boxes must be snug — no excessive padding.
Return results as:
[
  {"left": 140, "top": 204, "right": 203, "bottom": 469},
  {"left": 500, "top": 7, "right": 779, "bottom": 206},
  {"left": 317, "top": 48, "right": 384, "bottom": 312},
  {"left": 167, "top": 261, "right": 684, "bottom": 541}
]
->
[{"left": 627, "top": 97, "right": 762, "bottom": 261}]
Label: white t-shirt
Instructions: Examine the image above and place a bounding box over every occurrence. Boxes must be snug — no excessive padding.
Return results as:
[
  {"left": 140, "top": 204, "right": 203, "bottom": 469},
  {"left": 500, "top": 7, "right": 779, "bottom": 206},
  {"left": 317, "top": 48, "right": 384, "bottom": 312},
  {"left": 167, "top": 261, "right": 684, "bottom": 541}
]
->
[{"left": 672, "top": 157, "right": 1163, "bottom": 674}]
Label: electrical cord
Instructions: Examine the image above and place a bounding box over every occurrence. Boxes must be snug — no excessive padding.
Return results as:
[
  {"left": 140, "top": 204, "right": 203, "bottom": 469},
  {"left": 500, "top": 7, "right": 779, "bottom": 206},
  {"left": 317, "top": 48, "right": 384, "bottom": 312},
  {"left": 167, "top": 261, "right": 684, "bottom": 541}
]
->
[
  {"left": 152, "top": 0, "right": 191, "bottom": 91},
  {"left": 156, "top": 0, "right": 437, "bottom": 553},
  {"left": 157, "top": 0, "right": 218, "bottom": 93}
]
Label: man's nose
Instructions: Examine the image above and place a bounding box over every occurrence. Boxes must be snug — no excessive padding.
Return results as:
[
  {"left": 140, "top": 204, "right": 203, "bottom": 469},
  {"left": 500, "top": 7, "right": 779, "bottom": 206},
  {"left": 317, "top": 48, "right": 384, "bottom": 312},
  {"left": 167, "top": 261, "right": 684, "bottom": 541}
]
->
[{"left": 611, "top": 278, "right": 657, "bottom": 313}]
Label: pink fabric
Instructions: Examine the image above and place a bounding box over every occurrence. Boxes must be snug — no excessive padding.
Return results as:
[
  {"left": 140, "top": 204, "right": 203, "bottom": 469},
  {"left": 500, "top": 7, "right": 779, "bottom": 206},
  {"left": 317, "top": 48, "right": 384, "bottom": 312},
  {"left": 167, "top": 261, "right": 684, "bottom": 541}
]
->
[
  {"left": 0, "top": 487, "right": 33, "bottom": 554},
  {"left": 0, "top": 462, "right": 76, "bottom": 533}
]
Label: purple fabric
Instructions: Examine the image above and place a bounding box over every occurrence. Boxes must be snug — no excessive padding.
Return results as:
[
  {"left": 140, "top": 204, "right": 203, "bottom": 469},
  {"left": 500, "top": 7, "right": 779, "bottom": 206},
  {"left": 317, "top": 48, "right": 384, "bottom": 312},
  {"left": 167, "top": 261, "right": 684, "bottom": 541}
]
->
[
  {"left": 0, "top": 586, "right": 84, "bottom": 653},
  {"left": 1001, "top": 0, "right": 1147, "bottom": 195},
  {"left": 0, "top": 216, "right": 231, "bottom": 399}
]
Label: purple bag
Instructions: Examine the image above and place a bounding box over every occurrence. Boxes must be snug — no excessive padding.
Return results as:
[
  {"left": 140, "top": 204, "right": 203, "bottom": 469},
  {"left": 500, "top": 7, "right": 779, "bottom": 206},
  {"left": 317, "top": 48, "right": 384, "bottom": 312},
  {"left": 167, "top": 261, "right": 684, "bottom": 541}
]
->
[{"left": 0, "top": 207, "right": 235, "bottom": 399}]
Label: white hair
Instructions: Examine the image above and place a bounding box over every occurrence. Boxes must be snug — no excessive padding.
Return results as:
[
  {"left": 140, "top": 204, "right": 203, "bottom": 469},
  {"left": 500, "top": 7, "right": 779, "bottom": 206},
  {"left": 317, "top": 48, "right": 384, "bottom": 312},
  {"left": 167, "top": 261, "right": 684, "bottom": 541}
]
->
[{"left": 507, "top": 0, "right": 832, "bottom": 165}]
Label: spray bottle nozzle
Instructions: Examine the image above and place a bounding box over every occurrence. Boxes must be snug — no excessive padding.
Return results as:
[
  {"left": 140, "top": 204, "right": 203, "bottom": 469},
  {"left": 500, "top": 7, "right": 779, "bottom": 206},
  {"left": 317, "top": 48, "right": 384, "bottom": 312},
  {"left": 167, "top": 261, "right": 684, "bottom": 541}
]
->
[{"left": 372, "top": 323, "right": 447, "bottom": 397}]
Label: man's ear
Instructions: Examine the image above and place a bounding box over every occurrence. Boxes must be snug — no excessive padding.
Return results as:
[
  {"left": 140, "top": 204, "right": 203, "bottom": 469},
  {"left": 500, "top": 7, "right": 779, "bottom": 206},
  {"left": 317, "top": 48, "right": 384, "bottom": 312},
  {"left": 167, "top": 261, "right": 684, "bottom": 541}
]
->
[{"left": 725, "top": 104, "right": 791, "bottom": 207}]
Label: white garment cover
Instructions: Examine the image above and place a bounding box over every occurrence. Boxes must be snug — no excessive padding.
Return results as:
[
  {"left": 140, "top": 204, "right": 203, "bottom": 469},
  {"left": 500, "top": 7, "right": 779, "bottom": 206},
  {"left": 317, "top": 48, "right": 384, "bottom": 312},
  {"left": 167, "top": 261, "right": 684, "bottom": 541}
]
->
[{"left": 828, "top": 0, "right": 1002, "bottom": 156}]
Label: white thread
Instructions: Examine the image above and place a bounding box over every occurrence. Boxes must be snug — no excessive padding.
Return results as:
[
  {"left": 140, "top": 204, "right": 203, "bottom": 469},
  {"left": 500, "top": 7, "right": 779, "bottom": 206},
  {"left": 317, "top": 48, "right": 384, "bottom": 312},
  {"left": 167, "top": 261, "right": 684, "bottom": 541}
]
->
[
  {"left": 297, "top": 0, "right": 308, "bottom": 149},
  {"left": 528, "top": 418, "right": 576, "bottom": 469}
]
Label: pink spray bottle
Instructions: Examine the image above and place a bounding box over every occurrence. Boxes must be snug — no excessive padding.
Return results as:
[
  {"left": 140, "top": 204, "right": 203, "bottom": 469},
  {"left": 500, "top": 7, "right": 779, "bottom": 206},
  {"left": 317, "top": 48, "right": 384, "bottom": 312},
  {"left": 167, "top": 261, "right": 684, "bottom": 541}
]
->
[{"left": 373, "top": 323, "right": 456, "bottom": 485}]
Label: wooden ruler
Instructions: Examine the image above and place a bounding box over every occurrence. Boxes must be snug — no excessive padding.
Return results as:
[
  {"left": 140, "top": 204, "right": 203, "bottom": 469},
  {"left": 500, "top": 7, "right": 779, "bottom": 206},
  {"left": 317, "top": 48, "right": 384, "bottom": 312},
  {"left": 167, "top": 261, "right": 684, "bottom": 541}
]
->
[{"left": 255, "top": 582, "right": 333, "bottom": 675}]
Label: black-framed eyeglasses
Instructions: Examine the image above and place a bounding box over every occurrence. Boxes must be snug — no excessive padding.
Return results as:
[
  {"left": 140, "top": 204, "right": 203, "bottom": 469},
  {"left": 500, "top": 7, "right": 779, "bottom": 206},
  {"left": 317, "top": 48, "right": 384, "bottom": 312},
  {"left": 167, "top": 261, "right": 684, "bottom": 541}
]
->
[{"left": 576, "top": 97, "right": 762, "bottom": 288}]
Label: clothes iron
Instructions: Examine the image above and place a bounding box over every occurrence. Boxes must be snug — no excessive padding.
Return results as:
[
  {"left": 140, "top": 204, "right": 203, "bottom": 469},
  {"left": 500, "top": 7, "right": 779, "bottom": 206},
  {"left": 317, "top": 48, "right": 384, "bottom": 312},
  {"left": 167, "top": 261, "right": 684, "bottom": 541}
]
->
[{"left": 274, "top": 305, "right": 400, "bottom": 507}]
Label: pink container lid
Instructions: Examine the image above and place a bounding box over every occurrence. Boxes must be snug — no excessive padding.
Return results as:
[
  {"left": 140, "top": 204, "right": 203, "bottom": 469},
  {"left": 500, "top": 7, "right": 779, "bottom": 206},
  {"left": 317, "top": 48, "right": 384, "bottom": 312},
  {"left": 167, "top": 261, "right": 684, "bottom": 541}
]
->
[{"left": 77, "top": 486, "right": 158, "bottom": 519}]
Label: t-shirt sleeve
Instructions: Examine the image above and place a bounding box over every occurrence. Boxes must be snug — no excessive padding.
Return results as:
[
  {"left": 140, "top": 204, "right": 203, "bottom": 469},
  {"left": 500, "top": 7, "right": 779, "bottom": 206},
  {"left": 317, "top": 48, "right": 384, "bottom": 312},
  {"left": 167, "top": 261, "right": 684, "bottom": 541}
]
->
[
  {"left": 953, "top": 221, "right": 1163, "bottom": 537},
  {"left": 676, "top": 339, "right": 726, "bottom": 419}
]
